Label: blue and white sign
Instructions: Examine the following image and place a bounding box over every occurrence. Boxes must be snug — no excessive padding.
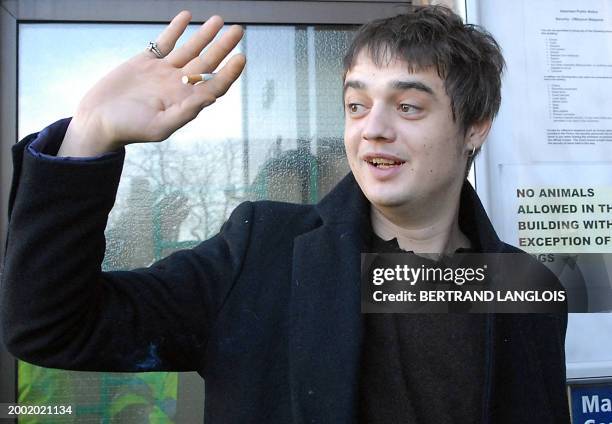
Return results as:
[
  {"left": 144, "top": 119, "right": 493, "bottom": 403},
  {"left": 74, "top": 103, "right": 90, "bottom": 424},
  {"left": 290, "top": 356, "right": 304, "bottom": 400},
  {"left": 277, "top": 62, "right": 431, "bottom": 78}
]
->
[{"left": 571, "top": 384, "right": 612, "bottom": 424}]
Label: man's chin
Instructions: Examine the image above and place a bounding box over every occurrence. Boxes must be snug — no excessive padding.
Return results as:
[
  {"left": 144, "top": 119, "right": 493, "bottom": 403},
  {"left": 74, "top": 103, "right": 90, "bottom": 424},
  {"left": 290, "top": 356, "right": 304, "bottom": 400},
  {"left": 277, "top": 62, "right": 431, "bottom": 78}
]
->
[
  {"left": 353, "top": 173, "right": 415, "bottom": 207},
  {"left": 365, "top": 192, "right": 413, "bottom": 209}
]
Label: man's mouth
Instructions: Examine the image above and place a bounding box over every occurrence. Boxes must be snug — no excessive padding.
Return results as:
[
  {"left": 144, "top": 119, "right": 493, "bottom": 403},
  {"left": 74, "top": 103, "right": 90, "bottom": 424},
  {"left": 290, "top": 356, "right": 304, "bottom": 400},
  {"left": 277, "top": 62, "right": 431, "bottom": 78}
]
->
[{"left": 365, "top": 157, "right": 406, "bottom": 169}]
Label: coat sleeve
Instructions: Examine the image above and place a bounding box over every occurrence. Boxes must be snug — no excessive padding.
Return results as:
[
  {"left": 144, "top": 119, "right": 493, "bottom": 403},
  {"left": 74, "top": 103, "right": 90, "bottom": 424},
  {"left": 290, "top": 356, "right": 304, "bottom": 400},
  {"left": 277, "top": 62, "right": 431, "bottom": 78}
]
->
[{"left": 1, "top": 131, "right": 254, "bottom": 372}]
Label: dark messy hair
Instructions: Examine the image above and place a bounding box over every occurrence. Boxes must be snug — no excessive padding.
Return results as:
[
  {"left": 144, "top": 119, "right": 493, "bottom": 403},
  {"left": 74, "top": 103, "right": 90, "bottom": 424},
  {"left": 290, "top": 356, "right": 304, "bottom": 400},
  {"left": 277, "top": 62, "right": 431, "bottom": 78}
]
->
[{"left": 343, "top": 5, "right": 505, "bottom": 161}]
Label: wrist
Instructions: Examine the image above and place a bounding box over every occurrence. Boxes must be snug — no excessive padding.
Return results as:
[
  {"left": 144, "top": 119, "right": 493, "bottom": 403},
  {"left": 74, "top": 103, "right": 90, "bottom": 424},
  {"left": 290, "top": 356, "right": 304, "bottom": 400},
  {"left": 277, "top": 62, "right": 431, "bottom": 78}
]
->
[{"left": 59, "top": 114, "right": 121, "bottom": 157}]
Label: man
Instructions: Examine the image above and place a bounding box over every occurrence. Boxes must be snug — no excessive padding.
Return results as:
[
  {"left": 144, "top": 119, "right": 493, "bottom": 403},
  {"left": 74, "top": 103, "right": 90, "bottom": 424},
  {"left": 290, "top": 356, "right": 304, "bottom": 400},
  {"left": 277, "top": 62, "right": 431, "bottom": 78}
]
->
[{"left": 1, "top": 6, "right": 569, "bottom": 423}]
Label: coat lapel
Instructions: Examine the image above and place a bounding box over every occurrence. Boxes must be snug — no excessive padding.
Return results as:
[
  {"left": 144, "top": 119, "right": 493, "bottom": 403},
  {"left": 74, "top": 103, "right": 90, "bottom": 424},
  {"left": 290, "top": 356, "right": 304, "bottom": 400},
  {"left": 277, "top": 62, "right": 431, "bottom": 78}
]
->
[{"left": 289, "top": 173, "right": 369, "bottom": 423}]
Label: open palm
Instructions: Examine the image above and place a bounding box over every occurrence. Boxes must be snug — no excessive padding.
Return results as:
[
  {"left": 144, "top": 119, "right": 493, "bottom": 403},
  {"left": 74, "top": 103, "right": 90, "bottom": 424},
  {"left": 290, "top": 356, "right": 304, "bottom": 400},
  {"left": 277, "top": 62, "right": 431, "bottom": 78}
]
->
[{"left": 60, "top": 11, "right": 245, "bottom": 156}]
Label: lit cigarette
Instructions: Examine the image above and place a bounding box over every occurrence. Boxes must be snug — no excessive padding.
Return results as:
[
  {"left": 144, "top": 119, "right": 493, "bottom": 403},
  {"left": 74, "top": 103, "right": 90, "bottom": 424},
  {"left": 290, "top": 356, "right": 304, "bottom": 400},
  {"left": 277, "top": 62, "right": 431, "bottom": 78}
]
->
[{"left": 182, "top": 73, "right": 216, "bottom": 84}]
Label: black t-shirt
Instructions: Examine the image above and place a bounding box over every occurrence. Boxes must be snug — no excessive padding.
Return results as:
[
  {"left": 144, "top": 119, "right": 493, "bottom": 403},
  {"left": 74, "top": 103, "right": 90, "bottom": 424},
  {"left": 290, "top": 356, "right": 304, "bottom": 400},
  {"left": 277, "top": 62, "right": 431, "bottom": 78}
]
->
[{"left": 359, "top": 234, "right": 486, "bottom": 424}]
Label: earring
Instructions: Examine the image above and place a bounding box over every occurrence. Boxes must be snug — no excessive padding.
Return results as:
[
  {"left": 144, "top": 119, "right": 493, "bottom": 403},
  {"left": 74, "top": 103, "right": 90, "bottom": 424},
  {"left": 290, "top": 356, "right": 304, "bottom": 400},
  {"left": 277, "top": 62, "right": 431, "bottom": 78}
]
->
[{"left": 467, "top": 145, "right": 476, "bottom": 157}]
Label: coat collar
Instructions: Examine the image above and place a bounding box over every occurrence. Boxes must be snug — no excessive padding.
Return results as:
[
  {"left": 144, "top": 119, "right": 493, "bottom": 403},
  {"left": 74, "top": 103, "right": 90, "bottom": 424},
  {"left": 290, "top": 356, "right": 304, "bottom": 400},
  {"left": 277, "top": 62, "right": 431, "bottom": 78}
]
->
[
  {"left": 289, "top": 172, "right": 503, "bottom": 423},
  {"left": 314, "top": 172, "right": 505, "bottom": 253}
]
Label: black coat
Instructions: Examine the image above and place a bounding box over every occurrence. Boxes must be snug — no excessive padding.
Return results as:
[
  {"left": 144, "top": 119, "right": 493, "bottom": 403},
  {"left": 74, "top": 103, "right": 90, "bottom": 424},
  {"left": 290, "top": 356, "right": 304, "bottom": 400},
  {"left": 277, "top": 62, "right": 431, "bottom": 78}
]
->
[{"left": 2, "top": 122, "right": 570, "bottom": 423}]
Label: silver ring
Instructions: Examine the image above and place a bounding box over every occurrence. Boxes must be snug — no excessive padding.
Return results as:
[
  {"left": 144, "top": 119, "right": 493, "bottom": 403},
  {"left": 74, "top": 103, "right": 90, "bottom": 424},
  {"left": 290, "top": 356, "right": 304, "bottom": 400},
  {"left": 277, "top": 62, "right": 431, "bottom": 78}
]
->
[{"left": 147, "top": 41, "right": 164, "bottom": 59}]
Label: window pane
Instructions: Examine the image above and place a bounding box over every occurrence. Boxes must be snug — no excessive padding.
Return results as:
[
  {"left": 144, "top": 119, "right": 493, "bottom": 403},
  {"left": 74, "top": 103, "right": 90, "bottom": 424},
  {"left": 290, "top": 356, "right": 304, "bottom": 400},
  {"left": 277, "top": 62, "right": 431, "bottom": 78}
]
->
[{"left": 18, "top": 21, "right": 354, "bottom": 422}]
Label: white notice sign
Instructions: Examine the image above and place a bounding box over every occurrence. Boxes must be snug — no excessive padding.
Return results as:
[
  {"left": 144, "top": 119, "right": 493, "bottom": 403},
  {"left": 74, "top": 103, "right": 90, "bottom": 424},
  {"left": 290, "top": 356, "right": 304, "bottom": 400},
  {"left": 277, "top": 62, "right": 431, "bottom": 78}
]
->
[{"left": 525, "top": 2, "right": 612, "bottom": 161}]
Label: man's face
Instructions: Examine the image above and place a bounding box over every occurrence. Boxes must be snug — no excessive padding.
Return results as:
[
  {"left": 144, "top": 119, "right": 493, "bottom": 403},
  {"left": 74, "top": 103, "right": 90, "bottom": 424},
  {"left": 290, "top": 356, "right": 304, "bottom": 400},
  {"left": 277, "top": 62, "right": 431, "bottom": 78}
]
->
[{"left": 343, "top": 52, "right": 470, "bottom": 211}]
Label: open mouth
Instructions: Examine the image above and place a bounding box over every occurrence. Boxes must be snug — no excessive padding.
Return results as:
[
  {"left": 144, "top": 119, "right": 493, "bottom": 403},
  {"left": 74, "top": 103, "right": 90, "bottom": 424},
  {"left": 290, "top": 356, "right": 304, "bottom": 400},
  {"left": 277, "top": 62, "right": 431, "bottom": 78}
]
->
[{"left": 365, "top": 157, "right": 406, "bottom": 169}]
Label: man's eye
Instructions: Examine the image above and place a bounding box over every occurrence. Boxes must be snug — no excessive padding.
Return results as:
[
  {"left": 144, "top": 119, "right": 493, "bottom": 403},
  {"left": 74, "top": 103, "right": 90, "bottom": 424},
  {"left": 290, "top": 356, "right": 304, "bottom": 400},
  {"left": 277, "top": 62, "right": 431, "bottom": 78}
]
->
[
  {"left": 347, "top": 103, "right": 364, "bottom": 114},
  {"left": 399, "top": 104, "right": 419, "bottom": 114}
]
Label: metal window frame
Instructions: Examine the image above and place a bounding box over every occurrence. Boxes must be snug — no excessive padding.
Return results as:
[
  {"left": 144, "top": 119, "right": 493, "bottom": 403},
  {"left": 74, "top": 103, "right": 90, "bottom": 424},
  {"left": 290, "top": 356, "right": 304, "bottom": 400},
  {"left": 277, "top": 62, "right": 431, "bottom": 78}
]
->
[
  {"left": 0, "top": 0, "right": 414, "bottom": 414},
  {"left": 1, "top": 0, "right": 412, "bottom": 24}
]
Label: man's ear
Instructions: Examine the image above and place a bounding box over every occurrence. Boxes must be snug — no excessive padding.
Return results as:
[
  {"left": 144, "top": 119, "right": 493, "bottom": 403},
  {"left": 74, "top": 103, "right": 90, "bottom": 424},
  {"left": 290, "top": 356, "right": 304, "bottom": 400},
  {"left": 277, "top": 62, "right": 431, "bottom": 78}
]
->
[{"left": 465, "top": 119, "right": 493, "bottom": 151}]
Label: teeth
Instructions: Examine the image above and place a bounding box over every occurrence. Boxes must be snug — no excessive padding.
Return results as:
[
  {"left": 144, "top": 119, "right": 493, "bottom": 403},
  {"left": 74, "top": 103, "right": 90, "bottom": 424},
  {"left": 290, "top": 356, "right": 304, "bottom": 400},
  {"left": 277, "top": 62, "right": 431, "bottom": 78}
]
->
[
  {"left": 368, "top": 157, "right": 405, "bottom": 168},
  {"left": 370, "top": 157, "right": 397, "bottom": 165}
]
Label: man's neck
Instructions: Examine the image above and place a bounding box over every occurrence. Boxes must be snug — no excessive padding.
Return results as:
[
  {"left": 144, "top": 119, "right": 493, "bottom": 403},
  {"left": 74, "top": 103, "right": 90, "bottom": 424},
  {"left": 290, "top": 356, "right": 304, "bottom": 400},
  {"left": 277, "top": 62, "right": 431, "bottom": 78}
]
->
[{"left": 370, "top": 184, "right": 470, "bottom": 255}]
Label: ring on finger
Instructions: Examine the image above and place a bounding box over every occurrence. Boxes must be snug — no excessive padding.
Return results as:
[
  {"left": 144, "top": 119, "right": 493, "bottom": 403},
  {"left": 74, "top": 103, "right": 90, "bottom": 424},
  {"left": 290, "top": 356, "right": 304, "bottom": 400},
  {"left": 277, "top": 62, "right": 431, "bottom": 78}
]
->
[{"left": 147, "top": 41, "right": 165, "bottom": 59}]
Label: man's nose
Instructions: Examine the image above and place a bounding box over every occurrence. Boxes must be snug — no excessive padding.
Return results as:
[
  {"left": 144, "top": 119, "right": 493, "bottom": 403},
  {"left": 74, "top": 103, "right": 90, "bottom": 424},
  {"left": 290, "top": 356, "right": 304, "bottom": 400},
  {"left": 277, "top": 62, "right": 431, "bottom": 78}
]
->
[{"left": 362, "top": 104, "right": 395, "bottom": 142}]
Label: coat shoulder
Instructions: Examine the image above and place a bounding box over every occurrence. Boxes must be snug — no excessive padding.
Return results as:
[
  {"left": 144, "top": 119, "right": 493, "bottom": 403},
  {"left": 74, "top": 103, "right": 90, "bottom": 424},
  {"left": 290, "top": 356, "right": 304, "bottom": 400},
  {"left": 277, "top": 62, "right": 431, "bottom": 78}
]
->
[{"left": 242, "top": 200, "right": 322, "bottom": 235}]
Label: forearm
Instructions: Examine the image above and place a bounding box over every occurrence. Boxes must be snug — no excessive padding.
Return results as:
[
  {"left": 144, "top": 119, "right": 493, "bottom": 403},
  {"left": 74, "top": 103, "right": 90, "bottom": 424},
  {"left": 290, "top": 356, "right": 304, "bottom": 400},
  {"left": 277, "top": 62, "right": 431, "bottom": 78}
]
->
[
  {"left": 1, "top": 134, "right": 200, "bottom": 371},
  {"left": 1, "top": 127, "right": 125, "bottom": 366},
  {"left": 1, "top": 124, "right": 248, "bottom": 372}
]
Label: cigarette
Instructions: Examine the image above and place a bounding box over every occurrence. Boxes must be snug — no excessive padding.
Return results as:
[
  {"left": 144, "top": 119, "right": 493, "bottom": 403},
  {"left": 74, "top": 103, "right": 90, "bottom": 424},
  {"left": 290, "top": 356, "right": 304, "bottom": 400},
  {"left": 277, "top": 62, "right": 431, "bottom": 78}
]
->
[{"left": 182, "top": 73, "right": 216, "bottom": 84}]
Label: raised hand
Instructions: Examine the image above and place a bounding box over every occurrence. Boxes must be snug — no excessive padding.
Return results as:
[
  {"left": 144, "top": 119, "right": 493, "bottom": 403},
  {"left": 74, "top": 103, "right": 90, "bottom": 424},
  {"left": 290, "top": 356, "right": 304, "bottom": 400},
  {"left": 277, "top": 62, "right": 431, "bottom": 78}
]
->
[{"left": 59, "top": 11, "right": 246, "bottom": 157}]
